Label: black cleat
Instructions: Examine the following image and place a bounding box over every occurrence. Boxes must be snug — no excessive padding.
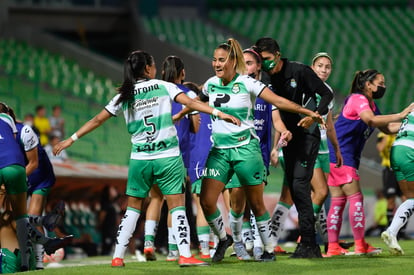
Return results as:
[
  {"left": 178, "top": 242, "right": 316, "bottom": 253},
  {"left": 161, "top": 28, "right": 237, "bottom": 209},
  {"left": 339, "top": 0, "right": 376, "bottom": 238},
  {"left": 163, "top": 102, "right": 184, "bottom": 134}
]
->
[
  {"left": 257, "top": 251, "right": 276, "bottom": 262},
  {"left": 339, "top": 240, "right": 355, "bottom": 250},
  {"left": 212, "top": 234, "right": 233, "bottom": 262},
  {"left": 44, "top": 235, "right": 73, "bottom": 255},
  {"left": 290, "top": 243, "right": 322, "bottom": 259},
  {"left": 43, "top": 201, "right": 65, "bottom": 232}
]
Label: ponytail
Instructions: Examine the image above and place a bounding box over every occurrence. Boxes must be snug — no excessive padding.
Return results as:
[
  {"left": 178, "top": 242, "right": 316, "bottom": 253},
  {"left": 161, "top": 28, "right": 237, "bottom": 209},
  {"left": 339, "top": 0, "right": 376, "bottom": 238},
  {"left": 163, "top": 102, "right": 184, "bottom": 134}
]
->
[
  {"left": 216, "top": 38, "right": 246, "bottom": 75},
  {"left": 350, "top": 69, "right": 380, "bottom": 94},
  {"left": 116, "top": 50, "right": 154, "bottom": 105},
  {"left": 162, "top": 56, "right": 184, "bottom": 83}
]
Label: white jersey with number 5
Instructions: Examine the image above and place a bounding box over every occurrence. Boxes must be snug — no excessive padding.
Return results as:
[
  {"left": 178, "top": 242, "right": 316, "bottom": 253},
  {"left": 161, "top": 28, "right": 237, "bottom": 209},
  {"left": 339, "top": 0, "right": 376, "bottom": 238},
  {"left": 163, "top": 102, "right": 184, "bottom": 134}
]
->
[
  {"left": 105, "top": 79, "right": 183, "bottom": 160},
  {"left": 202, "top": 74, "right": 266, "bottom": 149}
]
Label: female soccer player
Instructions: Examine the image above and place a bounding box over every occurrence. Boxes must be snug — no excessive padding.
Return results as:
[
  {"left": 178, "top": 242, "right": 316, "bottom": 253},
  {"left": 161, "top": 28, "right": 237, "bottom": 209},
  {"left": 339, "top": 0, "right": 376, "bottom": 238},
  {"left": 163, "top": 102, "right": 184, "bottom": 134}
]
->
[
  {"left": 191, "top": 38, "right": 324, "bottom": 262},
  {"left": 326, "top": 69, "right": 414, "bottom": 256},
  {"left": 53, "top": 50, "right": 239, "bottom": 267},
  {"left": 381, "top": 109, "right": 414, "bottom": 255}
]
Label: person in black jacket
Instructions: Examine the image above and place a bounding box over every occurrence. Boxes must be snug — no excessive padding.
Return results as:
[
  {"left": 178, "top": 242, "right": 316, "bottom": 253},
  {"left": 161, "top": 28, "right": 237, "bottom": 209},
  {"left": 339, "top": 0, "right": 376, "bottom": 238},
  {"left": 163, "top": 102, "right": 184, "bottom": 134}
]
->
[{"left": 255, "top": 37, "right": 333, "bottom": 258}]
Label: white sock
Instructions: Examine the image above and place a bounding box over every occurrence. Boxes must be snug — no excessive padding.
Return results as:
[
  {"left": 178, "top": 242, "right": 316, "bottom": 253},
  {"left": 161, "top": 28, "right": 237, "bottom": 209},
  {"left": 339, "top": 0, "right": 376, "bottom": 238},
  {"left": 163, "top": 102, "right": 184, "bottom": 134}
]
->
[
  {"left": 113, "top": 208, "right": 140, "bottom": 259},
  {"left": 15, "top": 217, "right": 32, "bottom": 268},
  {"left": 28, "top": 215, "right": 42, "bottom": 226},
  {"left": 144, "top": 219, "right": 158, "bottom": 244},
  {"left": 171, "top": 207, "right": 191, "bottom": 258},
  {"left": 388, "top": 199, "right": 414, "bottom": 236},
  {"left": 271, "top": 202, "right": 291, "bottom": 245},
  {"left": 250, "top": 211, "right": 263, "bottom": 248},
  {"left": 35, "top": 243, "right": 44, "bottom": 268},
  {"left": 316, "top": 205, "right": 328, "bottom": 243},
  {"left": 229, "top": 210, "right": 244, "bottom": 242},
  {"left": 242, "top": 221, "right": 253, "bottom": 251},
  {"left": 256, "top": 213, "right": 274, "bottom": 253},
  {"left": 206, "top": 209, "right": 227, "bottom": 240},
  {"left": 197, "top": 226, "right": 210, "bottom": 254}
]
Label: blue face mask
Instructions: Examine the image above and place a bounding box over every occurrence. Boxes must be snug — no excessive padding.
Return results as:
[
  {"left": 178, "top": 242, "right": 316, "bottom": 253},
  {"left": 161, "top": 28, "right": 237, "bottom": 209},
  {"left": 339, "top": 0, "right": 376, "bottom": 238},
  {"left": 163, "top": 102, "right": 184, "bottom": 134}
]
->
[{"left": 373, "top": 86, "right": 386, "bottom": 99}]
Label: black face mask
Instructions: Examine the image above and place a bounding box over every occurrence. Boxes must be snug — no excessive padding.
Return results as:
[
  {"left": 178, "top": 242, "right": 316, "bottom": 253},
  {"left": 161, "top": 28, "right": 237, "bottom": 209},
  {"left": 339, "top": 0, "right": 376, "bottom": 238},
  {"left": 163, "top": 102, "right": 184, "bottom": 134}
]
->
[
  {"left": 372, "top": 86, "right": 386, "bottom": 99},
  {"left": 248, "top": 72, "right": 256, "bottom": 79}
]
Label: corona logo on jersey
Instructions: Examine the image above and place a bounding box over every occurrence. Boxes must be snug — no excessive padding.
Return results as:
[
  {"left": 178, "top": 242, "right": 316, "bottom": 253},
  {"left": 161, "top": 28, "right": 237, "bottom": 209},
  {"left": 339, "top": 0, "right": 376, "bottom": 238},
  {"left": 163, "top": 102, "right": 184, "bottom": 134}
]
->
[{"left": 232, "top": 83, "right": 240, "bottom": 93}]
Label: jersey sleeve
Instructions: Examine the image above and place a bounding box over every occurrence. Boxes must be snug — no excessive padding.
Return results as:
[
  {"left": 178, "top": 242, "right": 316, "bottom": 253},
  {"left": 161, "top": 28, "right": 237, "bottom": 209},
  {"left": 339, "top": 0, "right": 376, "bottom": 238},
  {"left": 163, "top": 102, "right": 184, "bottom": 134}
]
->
[
  {"left": 303, "top": 66, "right": 333, "bottom": 115},
  {"left": 243, "top": 75, "right": 266, "bottom": 97},
  {"left": 200, "top": 81, "right": 210, "bottom": 102},
  {"left": 186, "top": 90, "right": 199, "bottom": 115},
  {"left": 0, "top": 113, "right": 17, "bottom": 133},
  {"left": 21, "top": 125, "right": 39, "bottom": 151},
  {"left": 343, "top": 94, "right": 373, "bottom": 119},
  {"left": 105, "top": 94, "right": 123, "bottom": 116}
]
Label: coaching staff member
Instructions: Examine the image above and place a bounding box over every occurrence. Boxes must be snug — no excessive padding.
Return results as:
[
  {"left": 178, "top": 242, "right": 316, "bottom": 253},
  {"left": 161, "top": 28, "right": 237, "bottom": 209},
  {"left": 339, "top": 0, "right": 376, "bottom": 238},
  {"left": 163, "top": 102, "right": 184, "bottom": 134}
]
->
[{"left": 255, "top": 37, "right": 333, "bottom": 258}]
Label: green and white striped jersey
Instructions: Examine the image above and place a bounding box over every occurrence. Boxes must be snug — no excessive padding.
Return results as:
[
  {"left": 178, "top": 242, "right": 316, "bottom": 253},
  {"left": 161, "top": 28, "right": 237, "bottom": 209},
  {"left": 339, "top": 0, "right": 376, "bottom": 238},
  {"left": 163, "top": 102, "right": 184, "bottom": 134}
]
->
[
  {"left": 202, "top": 74, "right": 266, "bottom": 148},
  {"left": 394, "top": 110, "right": 414, "bottom": 149},
  {"left": 105, "top": 79, "right": 183, "bottom": 160},
  {"left": 316, "top": 82, "right": 334, "bottom": 154}
]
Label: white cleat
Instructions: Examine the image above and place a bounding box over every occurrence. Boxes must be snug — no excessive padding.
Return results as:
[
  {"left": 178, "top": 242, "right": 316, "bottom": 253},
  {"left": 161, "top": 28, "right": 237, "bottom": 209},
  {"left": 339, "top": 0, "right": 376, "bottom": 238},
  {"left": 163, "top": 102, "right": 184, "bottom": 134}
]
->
[{"left": 381, "top": 230, "right": 404, "bottom": 256}]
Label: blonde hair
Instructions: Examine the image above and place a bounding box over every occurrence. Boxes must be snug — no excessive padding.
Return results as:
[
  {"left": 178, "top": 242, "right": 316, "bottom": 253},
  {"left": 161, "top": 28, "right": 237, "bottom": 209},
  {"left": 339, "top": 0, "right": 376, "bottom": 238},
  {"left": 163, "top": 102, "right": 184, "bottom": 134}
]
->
[{"left": 216, "top": 38, "right": 246, "bottom": 75}]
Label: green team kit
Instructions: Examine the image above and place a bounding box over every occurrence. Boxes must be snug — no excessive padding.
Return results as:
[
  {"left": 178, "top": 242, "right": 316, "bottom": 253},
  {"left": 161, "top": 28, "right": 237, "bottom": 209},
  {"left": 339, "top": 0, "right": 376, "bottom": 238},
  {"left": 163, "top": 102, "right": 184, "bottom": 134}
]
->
[
  {"left": 201, "top": 74, "right": 267, "bottom": 186},
  {"left": 105, "top": 79, "right": 185, "bottom": 197}
]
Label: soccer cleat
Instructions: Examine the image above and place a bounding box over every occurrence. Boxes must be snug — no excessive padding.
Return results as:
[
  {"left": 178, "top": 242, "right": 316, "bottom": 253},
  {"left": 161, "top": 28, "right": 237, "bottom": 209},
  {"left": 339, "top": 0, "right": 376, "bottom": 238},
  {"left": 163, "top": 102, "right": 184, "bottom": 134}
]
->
[
  {"left": 290, "top": 243, "right": 322, "bottom": 259},
  {"left": 338, "top": 240, "right": 355, "bottom": 249},
  {"left": 143, "top": 246, "right": 157, "bottom": 261},
  {"left": 381, "top": 230, "right": 404, "bottom": 256},
  {"left": 354, "top": 240, "right": 382, "bottom": 256},
  {"left": 212, "top": 234, "right": 233, "bottom": 262},
  {"left": 44, "top": 235, "right": 73, "bottom": 255},
  {"left": 324, "top": 243, "right": 349, "bottom": 257},
  {"left": 43, "top": 200, "right": 65, "bottom": 232},
  {"left": 274, "top": 245, "right": 289, "bottom": 255},
  {"left": 233, "top": 241, "right": 251, "bottom": 261},
  {"left": 178, "top": 256, "right": 209, "bottom": 267},
  {"left": 258, "top": 251, "right": 275, "bottom": 262},
  {"left": 166, "top": 250, "right": 179, "bottom": 261},
  {"left": 253, "top": 246, "right": 263, "bottom": 261},
  {"left": 111, "top": 257, "right": 125, "bottom": 267}
]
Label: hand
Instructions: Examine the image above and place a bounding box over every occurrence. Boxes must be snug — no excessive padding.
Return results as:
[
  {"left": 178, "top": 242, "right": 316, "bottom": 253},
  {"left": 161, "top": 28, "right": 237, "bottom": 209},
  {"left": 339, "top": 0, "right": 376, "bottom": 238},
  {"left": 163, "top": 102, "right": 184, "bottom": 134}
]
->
[
  {"left": 53, "top": 139, "right": 73, "bottom": 156},
  {"left": 172, "top": 112, "right": 184, "bottom": 123},
  {"left": 297, "top": 116, "right": 315, "bottom": 129},
  {"left": 399, "top": 102, "right": 414, "bottom": 119},
  {"left": 218, "top": 112, "right": 241, "bottom": 126},
  {"left": 280, "top": 130, "right": 292, "bottom": 143},
  {"left": 335, "top": 150, "right": 343, "bottom": 168},
  {"left": 270, "top": 148, "right": 279, "bottom": 167}
]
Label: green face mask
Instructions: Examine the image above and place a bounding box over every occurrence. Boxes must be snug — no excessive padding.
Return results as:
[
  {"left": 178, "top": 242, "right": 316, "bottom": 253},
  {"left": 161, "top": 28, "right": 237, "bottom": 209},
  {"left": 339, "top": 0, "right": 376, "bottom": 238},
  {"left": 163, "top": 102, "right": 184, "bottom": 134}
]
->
[
  {"left": 262, "top": 55, "right": 280, "bottom": 72},
  {"left": 262, "top": 60, "right": 275, "bottom": 72}
]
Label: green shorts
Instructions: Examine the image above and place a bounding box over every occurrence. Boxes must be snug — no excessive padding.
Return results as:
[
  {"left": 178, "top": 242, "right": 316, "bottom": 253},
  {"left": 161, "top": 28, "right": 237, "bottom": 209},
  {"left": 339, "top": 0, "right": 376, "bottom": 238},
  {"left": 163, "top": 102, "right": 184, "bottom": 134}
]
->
[
  {"left": 279, "top": 156, "right": 289, "bottom": 187},
  {"left": 0, "top": 165, "right": 27, "bottom": 195},
  {"left": 32, "top": 187, "right": 51, "bottom": 196},
  {"left": 191, "top": 178, "right": 202, "bottom": 195},
  {"left": 391, "top": 145, "right": 414, "bottom": 181},
  {"left": 204, "top": 139, "right": 265, "bottom": 187},
  {"left": 127, "top": 156, "right": 186, "bottom": 198},
  {"left": 0, "top": 248, "right": 35, "bottom": 273},
  {"left": 226, "top": 173, "right": 241, "bottom": 189},
  {"left": 314, "top": 153, "right": 330, "bottom": 173}
]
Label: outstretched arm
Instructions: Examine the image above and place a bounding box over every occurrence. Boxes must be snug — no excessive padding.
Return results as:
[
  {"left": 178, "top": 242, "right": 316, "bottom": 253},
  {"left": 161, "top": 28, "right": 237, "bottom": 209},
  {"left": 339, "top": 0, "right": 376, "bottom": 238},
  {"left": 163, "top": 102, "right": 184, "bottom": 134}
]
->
[
  {"left": 53, "top": 109, "right": 112, "bottom": 155},
  {"left": 175, "top": 93, "right": 240, "bottom": 126},
  {"left": 259, "top": 87, "right": 325, "bottom": 126}
]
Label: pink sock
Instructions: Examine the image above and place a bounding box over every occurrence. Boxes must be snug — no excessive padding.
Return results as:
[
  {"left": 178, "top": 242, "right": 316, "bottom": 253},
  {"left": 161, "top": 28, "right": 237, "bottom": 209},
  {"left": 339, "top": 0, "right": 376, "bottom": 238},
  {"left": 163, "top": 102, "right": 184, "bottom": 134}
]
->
[
  {"left": 348, "top": 192, "right": 365, "bottom": 241},
  {"left": 327, "top": 196, "right": 346, "bottom": 243}
]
